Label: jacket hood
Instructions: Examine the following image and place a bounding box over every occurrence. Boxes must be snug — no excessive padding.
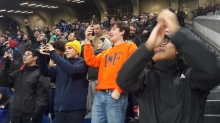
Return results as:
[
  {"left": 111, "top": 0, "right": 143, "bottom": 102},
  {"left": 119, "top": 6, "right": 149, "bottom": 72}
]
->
[
  {"left": 100, "top": 38, "right": 112, "bottom": 50},
  {"left": 153, "top": 59, "right": 187, "bottom": 74}
]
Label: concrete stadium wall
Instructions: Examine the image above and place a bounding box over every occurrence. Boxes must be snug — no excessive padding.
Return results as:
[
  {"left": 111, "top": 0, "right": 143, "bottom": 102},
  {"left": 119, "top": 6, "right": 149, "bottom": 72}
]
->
[
  {"left": 140, "top": 0, "right": 178, "bottom": 13},
  {"left": 178, "top": 1, "right": 198, "bottom": 11},
  {"left": 193, "top": 16, "right": 220, "bottom": 49}
]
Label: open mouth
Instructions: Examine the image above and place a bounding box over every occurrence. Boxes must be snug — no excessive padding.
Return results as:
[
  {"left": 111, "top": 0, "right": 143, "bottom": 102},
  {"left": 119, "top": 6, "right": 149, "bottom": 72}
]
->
[{"left": 154, "top": 49, "right": 165, "bottom": 53}]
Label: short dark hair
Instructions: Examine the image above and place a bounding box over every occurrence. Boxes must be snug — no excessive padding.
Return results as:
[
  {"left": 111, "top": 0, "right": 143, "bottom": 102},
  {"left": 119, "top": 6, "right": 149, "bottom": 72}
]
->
[
  {"left": 103, "top": 27, "right": 109, "bottom": 31},
  {"left": 111, "top": 21, "right": 130, "bottom": 40},
  {"left": 56, "top": 28, "right": 61, "bottom": 32},
  {"left": 129, "top": 24, "right": 137, "bottom": 29},
  {"left": 26, "top": 48, "right": 38, "bottom": 57},
  {"left": 52, "top": 41, "right": 66, "bottom": 52}
]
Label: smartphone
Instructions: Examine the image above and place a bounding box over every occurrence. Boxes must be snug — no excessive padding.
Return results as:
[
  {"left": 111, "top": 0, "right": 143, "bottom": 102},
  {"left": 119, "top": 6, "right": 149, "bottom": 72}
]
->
[
  {"left": 91, "top": 24, "right": 94, "bottom": 36},
  {"left": 92, "top": 30, "right": 95, "bottom": 36}
]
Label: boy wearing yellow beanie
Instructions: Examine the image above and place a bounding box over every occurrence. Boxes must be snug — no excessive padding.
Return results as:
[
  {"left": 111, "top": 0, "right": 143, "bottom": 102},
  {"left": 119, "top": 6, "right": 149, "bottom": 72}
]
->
[
  {"left": 38, "top": 41, "right": 88, "bottom": 123},
  {"left": 65, "top": 40, "right": 81, "bottom": 58}
]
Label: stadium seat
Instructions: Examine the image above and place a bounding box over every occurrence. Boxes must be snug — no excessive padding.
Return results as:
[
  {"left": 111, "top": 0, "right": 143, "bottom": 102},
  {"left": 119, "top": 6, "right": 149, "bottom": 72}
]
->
[
  {"left": 53, "top": 118, "right": 56, "bottom": 123},
  {"left": 84, "top": 118, "right": 91, "bottom": 123},
  {"left": 42, "top": 116, "right": 50, "bottom": 123}
]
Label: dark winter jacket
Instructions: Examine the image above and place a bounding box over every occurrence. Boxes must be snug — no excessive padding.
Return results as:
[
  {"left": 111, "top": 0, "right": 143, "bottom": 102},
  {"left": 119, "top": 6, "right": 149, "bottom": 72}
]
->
[
  {"left": 18, "top": 40, "right": 31, "bottom": 56},
  {"left": 117, "top": 28, "right": 220, "bottom": 123},
  {"left": 25, "top": 25, "right": 40, "bottom": 50},
  {"left": 0, "top": 44, "right": 6, "bottom": 59},
  {"left": 38, "top": 51, "right": 88, "bottom": 111},
  {"left": 127, "top": 35, "right": 142, "bottom": 47},
  {"left": 0, "top": 86, "right": 10, "bottom": 123},
  {"left": 77, "top": 27, "right": 85, "bottom": 41},
  {"left": 102, "top": 15, "right": 111, "bottom": 29},
  {"left": 0, "top": 65, "right": 50, "bottom": 116},
  {"left": 88, "top": 49, "right": 103, "bottom": 80}
]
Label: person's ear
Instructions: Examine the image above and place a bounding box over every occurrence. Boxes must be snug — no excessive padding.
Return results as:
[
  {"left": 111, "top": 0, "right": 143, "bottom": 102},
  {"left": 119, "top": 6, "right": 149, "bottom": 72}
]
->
[
  {"left": 120, "top": 30, "right": 125, "bottom": 36},
  {"left": 33, "top": 56, "right": 38, "bottom": 61}
]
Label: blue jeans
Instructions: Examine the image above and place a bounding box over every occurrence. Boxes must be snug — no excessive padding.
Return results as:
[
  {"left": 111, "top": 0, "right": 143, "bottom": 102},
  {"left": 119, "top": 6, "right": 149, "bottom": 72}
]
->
[{"left": 91, "top": 91, "right": 128, "bottom": 123}]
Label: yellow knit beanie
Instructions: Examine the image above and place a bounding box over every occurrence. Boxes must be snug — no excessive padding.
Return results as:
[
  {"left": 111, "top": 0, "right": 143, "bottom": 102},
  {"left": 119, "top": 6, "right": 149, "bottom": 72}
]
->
[{"left": 65, "top": 40, "right": 81, "bottom": 55}]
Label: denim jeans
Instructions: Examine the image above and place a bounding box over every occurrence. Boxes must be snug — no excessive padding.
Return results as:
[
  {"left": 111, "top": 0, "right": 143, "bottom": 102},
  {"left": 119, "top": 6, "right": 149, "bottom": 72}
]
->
[{"left": 91, "top": 91, "right": 128, "bottom": 123}]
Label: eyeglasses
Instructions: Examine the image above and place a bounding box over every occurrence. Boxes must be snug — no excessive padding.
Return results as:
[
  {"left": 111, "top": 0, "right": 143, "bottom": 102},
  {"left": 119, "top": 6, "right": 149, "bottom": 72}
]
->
[
  {"left": 23, "top": 53, "right": 32, "bottom": 57},
  {"left": 161, "top": 38, "right": 170, "bottom": 45}
]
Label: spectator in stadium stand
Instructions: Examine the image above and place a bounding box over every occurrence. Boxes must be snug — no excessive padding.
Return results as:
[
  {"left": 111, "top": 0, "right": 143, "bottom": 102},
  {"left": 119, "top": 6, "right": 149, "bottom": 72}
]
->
[
  {"left": 0, "top": 40, "right": 22, "bottom": 84},
  {"left": 137, "top": 16, "right": 152, "bottom": 43},
  {"left": 126, "top": 24, "right": 142, "bottom": 47},
  {"left": 85, "top": 37, "right": 112, "bottom": 118},
  {"left": 89, "top": 22, "right": 110, "bottom": 51},
  {"left": 102, "top": 12, "right": 111, "bottom": 30},
  {"left": 90, "top": 15, "right": 97, "bottom": 25},
  {"left": 0, "top": 37, "right": 6, "bottom": 68},
  {"left": 117, "top": 9, "right": 220, "bottom": 123},
  {"left": 47, "top": 41, "right": 66, "bottom": 121},
  {"left": 49, "top": 30, "right": 56, "bottom": 42},
  {"left": 38, "top": 41, "right": 88, "bottom": 123},
  {"left": 18, "top": 34, "right": 31, "bottom": 56},
  {"left": 24, "top": 19, "right": 47, "bottom": 50},
  {"left": 84, "top": 21, "right": 137, "bottom": 123},
  {"left": 102, "top": 27, "right": 110, "bottom": 35},
  {"left": 0, "top": 86, "right": 10, "bottom": 123},
  {"left": 54, "top": 28, "right": 62, "bottom": 42},
  {"left": 75, "top": 23, "right": 85, "bottom": 41},
  {"left": 0, "top": 48, "right": 50, "bottom": 123}
]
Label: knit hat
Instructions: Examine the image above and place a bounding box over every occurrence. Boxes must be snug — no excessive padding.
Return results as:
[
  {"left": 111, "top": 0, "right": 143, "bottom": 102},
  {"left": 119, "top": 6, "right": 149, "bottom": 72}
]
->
[
  {"left": 65, "top": 40, "right": 81, "bottom": 55},
  {"left": 8, "top": 40, "right": 18, "bottom": 49}
]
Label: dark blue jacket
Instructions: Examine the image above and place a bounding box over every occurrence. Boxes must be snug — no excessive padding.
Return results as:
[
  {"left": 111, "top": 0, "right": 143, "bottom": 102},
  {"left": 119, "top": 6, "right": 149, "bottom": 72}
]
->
[
  {"left": 0, "top": 86, "right": 10, "bottom": 123},
  {"left": 38, "top": 51, "right": 88, "bottom": 111}
]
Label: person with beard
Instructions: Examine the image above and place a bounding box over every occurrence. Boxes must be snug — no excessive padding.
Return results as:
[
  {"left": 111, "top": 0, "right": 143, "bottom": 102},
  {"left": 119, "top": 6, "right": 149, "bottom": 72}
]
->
[
  {"left": 126, "top": 24, "right": 142, "bottom": 47},
  {"left": 0, "top": 86, "right": 10, "bottom": 123},
  {"left": 117, "top": 10, "right": 220, "bottom": 123},
  {"left": 24, "top": 19, "right": 46, "bottom": 50},
  {"left": 54, "top": 29, "right": 62, "bottom": 42},
  {"left": 136, "top": 16, "right": 150, "bottom": 42},
  {"left": 19, "top": 34, "right": 31, "bottom": 56},
  {"left": 90, "top": 23, "right": 110, "bottom": 51}
]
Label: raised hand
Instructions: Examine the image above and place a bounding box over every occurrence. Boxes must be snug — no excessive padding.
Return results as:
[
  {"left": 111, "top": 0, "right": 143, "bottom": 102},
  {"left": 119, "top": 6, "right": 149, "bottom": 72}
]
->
[
  {"left": 157, "top": 9, "right": 180, "bottom": 34},
  {"left": 85, "top": 25, "right": 94, "bottom": 44},
  {"left": 39, "top": 44, "right": 49, "bottom": 55},
  {"left": 24, "top": 19, "right": 29, "bottom": 26},
  {"left": 145, "top": 21, "right": 166, "bottom": 50}
]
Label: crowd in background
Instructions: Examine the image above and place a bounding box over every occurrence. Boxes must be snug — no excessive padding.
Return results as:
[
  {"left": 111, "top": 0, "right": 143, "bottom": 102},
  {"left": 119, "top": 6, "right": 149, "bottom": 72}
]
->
[
  {"left": 192, "top": 2, "right": 220, "bottom": 17},
  {"left": 0, "top": 6, "right": 219, "bottom": 123}
]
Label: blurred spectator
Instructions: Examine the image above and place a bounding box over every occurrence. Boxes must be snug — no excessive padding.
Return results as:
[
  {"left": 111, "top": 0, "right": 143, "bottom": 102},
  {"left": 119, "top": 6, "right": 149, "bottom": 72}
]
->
[{"left": 0, "top": 86, "right": 10, "bottom": 123}]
